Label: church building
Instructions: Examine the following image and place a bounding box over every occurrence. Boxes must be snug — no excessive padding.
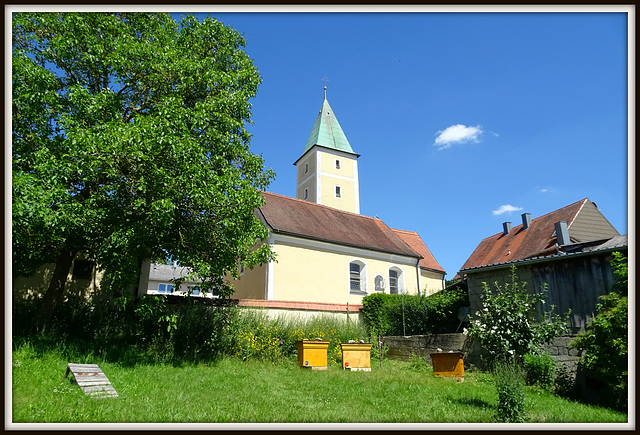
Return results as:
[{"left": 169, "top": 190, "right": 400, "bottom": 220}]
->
[{"left": 229, "top": 88, "right": 446, "bottom": 305}]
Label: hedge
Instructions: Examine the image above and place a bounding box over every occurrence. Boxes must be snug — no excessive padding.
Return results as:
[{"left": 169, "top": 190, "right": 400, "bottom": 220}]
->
[{"left": 361, "top": 287, "right": 468, "bottom": 336}]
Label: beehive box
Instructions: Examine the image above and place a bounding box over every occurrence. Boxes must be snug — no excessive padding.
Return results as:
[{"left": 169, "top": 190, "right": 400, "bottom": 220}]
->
[
  {"left": 341, "top": 343, "right": 372, "bottom": 371},
  {"left": 430, "top": 352, "right": 465, "bottom": 381},
  {"left": 296, "top": 340, "right": 330, "bottom": 370}
]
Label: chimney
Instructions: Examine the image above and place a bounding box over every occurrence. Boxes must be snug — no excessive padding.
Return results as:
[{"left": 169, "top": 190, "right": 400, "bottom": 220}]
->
[
  {"left": 554, "top": 221, "right": 570, "bottom": 246},
  {"left": 502, "top": 222, "right": 512, "bottom": 236},
  {"left": 521, "top": 213, "right": 531, "bottom": 230}
]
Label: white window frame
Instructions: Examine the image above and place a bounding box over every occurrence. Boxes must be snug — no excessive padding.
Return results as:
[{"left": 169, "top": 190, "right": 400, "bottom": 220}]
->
[
  {"left": 388, "top": 266, "right": 405, "bottom": 295},
  {"left": 374, "top": 274, "right": 386, "bottom": 292},
  {"left": 335, "top": 159, "right": 341, "bottom": 169},
  {"left": 335, "top": 185, "right": 342, "bottom": 198},
  {"left": 348, "top": 259, "right": 367, "bottom": 294}
]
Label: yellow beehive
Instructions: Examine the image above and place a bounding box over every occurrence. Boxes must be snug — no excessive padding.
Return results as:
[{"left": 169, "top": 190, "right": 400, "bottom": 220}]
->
[
  {"left": 340, "top": 342, "right": 372, "bottom": 371},
  {"left": 296, "top": 340, "right": 330, "bottom": 370},
  {"left": 430, "top": 352, "right": 465, "bottom": 381}
]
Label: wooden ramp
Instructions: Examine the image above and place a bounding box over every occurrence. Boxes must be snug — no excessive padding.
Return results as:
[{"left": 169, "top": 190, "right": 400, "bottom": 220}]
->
[{"left": 64, "top": 363, "right": 118, "bottom": 398}]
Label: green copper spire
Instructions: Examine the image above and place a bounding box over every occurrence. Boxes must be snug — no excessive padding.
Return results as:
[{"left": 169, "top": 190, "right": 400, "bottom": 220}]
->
[{"left": 302, "top": 87, "right": 355, "bottom": 155}]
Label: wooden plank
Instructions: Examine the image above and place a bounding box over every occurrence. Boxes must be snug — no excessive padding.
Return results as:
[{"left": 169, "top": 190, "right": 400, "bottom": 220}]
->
[
  {"left": 66, "top": 363, "right": 118, "bottom": 398},
  {"left": 84, "top": 385, "right": 119, "bottom": 398}
]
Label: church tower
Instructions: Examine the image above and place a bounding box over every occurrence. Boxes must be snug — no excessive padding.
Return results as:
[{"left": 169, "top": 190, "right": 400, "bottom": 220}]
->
[{"left": 294, "top": 87, "right": 360, "bottom": 214}]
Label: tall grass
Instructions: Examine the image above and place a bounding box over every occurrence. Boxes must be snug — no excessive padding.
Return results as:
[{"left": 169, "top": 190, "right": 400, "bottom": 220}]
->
[
  {"left": 11, "top": 342, "right": 628, "bottom": 424},
  {"left": 231, "top": 310, "right": 372, "bottom": 365}
]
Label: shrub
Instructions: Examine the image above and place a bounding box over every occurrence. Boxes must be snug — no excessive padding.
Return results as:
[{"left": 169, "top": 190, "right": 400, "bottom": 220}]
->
[
  {"left": 553, "top": 364, "right": 578, "bottom": 400},
  {"left": 361, "top": 288, "right": 468, "bottom": 336},
  {"left": 570, "top": 252, "right": 628, "bottom": 412},
  {"left": 524, "top": 351, "right": 555, "bottom": 390},
  {"left": 465, "top": 265, "right": 569, "bottom": 366},
  {"left": 494, "top": 361, "right": 526, "bottom": 423}
]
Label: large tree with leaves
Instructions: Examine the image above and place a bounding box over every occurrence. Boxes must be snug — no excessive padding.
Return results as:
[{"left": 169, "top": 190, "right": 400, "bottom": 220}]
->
[{"left": 12, "top": 12, "right": 275, "bottom": 328}]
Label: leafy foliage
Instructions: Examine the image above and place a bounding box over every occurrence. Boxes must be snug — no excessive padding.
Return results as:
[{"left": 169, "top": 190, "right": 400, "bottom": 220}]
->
[
  {"left": 524, "top": 351, "right": 556, "bottom": 390},
  {"left": 361, "top": 288, "right": 468, "bottom": 336},
  {"left": 570, "top": 252, "right": 628, "bottom": 411},
  {"left": 493, "top": 361, "right": 526, "bottom": 423},
  {"left": 465, "top": 265, "right": 569, "bottom": 366},
  {"left": 12, "top": 13, "right": 274, "bottom": 326}
]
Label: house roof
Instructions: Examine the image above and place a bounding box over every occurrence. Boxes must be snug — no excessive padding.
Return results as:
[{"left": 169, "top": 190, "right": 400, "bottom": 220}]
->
[
  {"left": 391, "top": 228, "right": 445, "bottom": 273},
  {"left": 300, "top": 96, "right": 356, "bottom": 157},
  {"left": 459, "top": 234, "right": 628, "bottom": 274},
  {"left": 459, "top": 198, "right": 592, "bottom": 273},
  {"left": 258, "top": 191, "right": 424, "bottom": 260}
]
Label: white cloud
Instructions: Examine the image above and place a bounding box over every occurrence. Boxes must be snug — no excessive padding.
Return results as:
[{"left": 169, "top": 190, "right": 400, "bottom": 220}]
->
[
  {"left": 493, "top": 204, "right": 523, "bottom": 216},
  {"left": 434, "top": 124, "right": 483, "bottom": 150}
]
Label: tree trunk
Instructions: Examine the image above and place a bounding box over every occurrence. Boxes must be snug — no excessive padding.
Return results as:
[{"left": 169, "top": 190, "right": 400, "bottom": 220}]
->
[{"left": 37, "top": 249, "right": 76, "bottom": 332}]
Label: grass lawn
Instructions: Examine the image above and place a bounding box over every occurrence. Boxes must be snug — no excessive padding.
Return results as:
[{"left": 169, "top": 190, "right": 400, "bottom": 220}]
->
[{"left": 11, "top": 342, "right": 628, "bottom": 425}]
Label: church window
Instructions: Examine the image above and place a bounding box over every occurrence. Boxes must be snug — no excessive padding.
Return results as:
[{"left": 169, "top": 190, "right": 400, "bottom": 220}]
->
[
  {"left": 304, "top": 163, "right": 308, "bottom": 173},
  {"left": 389, "top": 270, "right": 398, "bottom": 294},
  {"left": 335, "top": 159, "right": 341, "bottom": 169},
  {"left": 304, "top": 188, "right": 308, "bottom": 200},
  {"left": 349, "top": 260, "right": 367, "bottom": 293},
  {"left": 335, "top": 185, "right": 341, "bottom": 198},
  {"left": 374, "top": 275, "right": 385, "bottom": 292},
  {"left": 389, "top": 267, "right": 404, "bottom": 295}
]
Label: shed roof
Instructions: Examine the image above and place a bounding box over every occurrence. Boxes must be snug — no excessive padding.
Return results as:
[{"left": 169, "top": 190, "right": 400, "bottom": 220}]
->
[
  {"left": 459, "top": 198, "right": 592, "bottom": 273},
  {"left": 259, "top": 191, "right": 422, "bottom": 260}
]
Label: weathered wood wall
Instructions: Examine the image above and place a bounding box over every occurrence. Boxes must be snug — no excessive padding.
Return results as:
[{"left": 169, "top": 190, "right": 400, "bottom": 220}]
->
[{"left": 465, "top": 252, "right": 619, "bottom": 333}]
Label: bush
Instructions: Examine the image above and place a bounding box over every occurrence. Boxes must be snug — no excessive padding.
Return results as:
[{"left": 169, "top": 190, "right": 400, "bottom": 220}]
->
[
  {"left": 524, "top": 351, "right": 555, "bottom": 390},
  {"left": 494, "top": 361, "right": 526, "bottom": 423},
  {"left": 361, "top": 288, "right": 468, "bottom": 336},
  {"left": 553, "top": 364, "right": 578, "bottom": 400},
  {"left": 465, "top": 265, "right": 569, "bottom": 366}
]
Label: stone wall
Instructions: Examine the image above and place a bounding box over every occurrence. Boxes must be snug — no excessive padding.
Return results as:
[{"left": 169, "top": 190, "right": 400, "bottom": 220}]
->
[{"left": 382, "top": 333, "right": 583, "bottom": 374}]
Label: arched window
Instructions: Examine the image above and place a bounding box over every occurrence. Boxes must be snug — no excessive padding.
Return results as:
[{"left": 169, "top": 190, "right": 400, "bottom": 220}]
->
[
  {"left": 349, "top": 260, "right": 367, "bottom": 294},
  {"left": 374, "top": 275, "right": 385, "bottom": 292},
  {"left": 389, "top": 267, "right": 404, "bottom": 295}
]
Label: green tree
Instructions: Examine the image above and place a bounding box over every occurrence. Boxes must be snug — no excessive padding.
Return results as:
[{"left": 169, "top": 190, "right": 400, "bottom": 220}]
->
[
  {"left": 465, "top": 265, "right": 569, "bottom": 366},
  {"left": 12, "top": 12, "right": 275, "bottom": 328},
  {"left": 570, "top": 252, "right": 628, "bottom": 411}
]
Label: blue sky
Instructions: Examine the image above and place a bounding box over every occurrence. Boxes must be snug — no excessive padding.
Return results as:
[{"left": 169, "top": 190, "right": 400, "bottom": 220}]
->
[{"left": 180, "top": 10, "right": 630, "bottom": 278}]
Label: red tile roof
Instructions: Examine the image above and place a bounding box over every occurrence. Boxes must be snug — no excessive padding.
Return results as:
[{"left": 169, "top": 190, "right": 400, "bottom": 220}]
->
[
  {"left": 237, "top": 299, "right": 363, "bottom": 313},
  {"left": 391, "top": 228, "right": 445, "bottom": 273},
  {"left": 459, "top": 198, "right": 589, "bottom": 272},
  {"left": 259, "top": 191, "right": 423, "bottom": 260}
]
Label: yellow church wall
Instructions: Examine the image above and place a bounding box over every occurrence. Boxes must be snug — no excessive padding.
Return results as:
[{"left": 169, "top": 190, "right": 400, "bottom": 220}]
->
[
  {"left": 229, "top": 262, "right": 267, "bottom": 300},
  {"left": 319, "top": 150, "right": 355, "bottom": 177},
  {"left": 296, "top": 179, "right": 316, "bottom": 203},
  {"left": 420, "top": 268, "right": 445, "bottom": 296},
  {"left": 13, "top": 261, "right": 104, "bottom": 301},
  {"left": 320, "top": 173, "right": 357, "bottom": 213},
  {"left": 270, "top": 236, "right": 420, "bottom": 304},
  {"left": 295, "top": 153, "right": 317, "bottom": 202},
  {"left": 318, "top": 150, "right": 357, "bottom": 212}
]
